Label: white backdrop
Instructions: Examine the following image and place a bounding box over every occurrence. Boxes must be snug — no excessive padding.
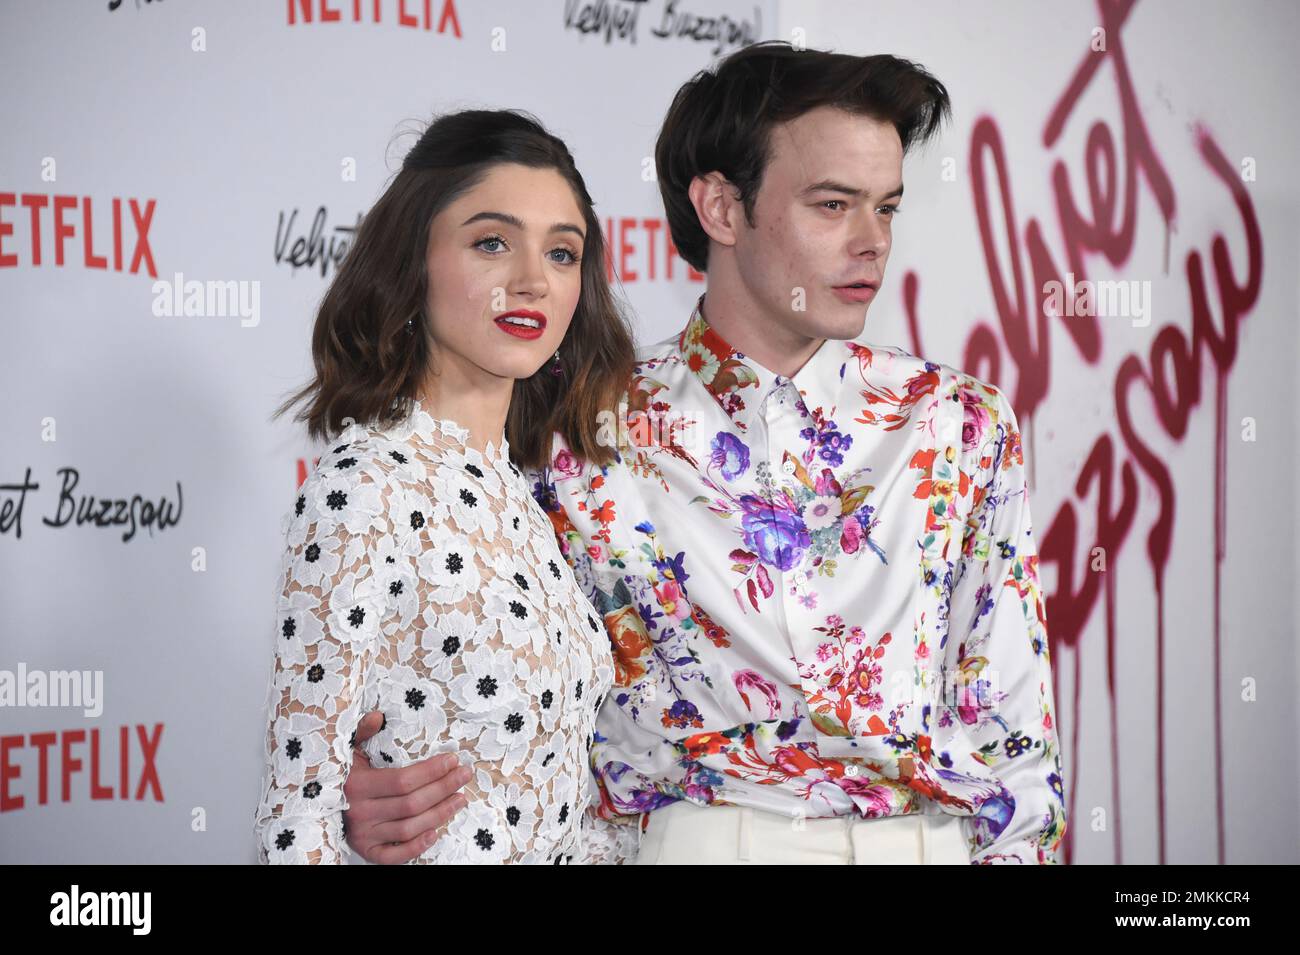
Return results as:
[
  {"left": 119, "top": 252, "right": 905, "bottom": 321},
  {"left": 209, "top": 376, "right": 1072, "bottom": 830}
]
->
[{"left": 1, "top": 0, "right": 1295, "bottom": 864}]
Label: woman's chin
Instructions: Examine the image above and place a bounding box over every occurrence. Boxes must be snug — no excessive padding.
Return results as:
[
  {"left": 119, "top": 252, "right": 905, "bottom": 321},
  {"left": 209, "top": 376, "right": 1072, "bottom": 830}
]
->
[{"left": 481, "top": 354, "right": 553, "bottom": 382}]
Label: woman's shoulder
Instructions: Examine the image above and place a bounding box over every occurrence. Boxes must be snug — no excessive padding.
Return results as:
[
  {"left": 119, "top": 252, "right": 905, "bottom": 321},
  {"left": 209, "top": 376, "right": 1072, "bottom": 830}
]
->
[{"left": 282, "top": 426, "right": 408, "bottom": 542}]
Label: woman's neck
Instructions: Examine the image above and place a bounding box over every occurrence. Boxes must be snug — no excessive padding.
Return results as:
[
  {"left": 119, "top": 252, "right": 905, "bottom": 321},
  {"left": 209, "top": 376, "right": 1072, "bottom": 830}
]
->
[{"left": 415, "top": 375, "right": 511, "bottom": 456}]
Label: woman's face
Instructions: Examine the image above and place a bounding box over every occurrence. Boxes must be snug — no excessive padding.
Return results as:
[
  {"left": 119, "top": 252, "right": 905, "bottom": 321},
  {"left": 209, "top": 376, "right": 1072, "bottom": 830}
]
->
[{"left": 423, "top": 162, "right": 586, "bottom": 384}]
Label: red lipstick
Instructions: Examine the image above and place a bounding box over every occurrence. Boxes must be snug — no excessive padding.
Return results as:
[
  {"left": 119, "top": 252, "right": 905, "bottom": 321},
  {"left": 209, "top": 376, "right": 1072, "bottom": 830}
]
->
[{"left": 494, "top": 309, "right": 547, "bottom": 340}]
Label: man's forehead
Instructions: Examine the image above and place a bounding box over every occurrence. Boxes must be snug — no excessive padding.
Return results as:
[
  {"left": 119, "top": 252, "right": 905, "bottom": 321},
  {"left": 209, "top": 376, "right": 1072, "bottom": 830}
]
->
[
  {"left": 775, "top": 107, "right": 899, "bottom": 142},
  {"left": 768, "top": 119, "right": 902, "bottom": 190},
  {"left": 764, "top": 114, "right": 899, "bottom": 172}
]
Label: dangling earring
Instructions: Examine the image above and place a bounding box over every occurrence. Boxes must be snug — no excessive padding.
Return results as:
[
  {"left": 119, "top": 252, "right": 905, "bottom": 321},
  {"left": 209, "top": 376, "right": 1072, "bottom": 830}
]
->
[
  {"left": 405, "top": 318, "right": 415, "bottom": 335},
  {"left": 550, "top": 348, "right": 563, "bottom": 376}
]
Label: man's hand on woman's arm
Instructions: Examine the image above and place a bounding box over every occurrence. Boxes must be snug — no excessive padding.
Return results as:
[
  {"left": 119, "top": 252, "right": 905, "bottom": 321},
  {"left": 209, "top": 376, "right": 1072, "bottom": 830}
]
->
[{"left": 341, "top": 710, "right": 471, "bottom": 864}]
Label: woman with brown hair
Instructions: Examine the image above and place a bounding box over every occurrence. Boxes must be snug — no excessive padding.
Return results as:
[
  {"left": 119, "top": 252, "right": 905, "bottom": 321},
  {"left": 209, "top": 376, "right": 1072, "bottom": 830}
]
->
[{"left": 253, "top": 109, "right": 638, "bottom": 864}]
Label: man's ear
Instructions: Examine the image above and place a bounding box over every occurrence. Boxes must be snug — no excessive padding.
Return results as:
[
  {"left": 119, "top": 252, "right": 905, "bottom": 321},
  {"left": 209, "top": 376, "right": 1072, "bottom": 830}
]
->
[{"left": 687, "top": 171, "right": 742, "bottom": 251}]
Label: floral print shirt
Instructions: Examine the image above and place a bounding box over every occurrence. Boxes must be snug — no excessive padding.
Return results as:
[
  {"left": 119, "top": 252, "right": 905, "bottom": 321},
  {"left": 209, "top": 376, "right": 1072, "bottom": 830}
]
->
[
  {"left": 532, "top": 294, "right": 1067, "bottom": 864},
  {"left": 254, "top": 398, "right": 635, "bottom": 864}
]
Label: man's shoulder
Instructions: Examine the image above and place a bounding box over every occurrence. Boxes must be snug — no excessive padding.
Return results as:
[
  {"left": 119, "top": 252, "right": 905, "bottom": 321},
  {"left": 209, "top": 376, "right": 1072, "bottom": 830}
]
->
[
  {"left": 847, "top": 337, "right": 1013, "bottom": 415},
  {"left": 634, "top": 328, "right": 681, "bottom": 364},
  {"left": 629, "top": 328, "right": 685, "bottom": 383},
  {"left": 526, "top": 328, "right": 688, "bottom": 484}
]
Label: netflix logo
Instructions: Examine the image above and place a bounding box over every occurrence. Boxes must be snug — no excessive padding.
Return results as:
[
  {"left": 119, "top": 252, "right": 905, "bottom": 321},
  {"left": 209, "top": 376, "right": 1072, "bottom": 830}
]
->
[
  {"left": 286, "top": 0, "right": 462, "bottom": 35},
  {"left": 0, "top": 724, "right": 164, "bottom": 812},
  {"left": 0, "top": 193, "right": 157, "bottom": 277},
  {"left": 600, "top": 215, "right": 704, "bottom": 284}
]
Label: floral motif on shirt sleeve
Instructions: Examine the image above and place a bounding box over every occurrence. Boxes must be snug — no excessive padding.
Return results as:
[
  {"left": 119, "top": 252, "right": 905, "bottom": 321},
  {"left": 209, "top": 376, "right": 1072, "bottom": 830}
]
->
[
  {"left": 852, "top": 354, "right": 941, "bottom": 430},
  {"left": 941, "top": 383, "right": 1068, "bottom": 864}
]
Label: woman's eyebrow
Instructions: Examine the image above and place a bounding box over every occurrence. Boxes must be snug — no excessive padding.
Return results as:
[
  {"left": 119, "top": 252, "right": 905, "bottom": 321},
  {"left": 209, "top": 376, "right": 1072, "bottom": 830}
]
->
[{"left": 460, "top": 210, "right": 585, "bottom": 239}]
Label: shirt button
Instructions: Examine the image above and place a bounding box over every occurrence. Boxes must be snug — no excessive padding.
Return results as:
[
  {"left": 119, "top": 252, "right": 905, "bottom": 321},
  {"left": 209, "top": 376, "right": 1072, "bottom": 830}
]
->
[{"left": 781, "top": 459, "right": 796, "bottom": 476}]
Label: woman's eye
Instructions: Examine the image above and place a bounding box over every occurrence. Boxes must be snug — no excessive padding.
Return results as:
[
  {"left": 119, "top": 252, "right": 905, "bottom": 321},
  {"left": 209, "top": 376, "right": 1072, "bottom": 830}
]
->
[{"left": 475, "top": 236, "right": 579, "bottom": 264}]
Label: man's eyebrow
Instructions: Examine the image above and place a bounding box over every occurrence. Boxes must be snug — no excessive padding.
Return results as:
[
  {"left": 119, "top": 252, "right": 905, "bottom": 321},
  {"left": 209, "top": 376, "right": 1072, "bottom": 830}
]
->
[
  {"left": 799, "top": 181, "right": 905, "bottom": 201},
  {"left": 460, "top": 210, "right": 585, "bottom": 239}
]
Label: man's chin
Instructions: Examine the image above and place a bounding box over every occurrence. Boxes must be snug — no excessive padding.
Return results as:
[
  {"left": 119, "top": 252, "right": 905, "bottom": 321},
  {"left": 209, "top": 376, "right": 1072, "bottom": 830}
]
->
[{"left": 820, "top": 300, "right": 871, "bottom": 339}]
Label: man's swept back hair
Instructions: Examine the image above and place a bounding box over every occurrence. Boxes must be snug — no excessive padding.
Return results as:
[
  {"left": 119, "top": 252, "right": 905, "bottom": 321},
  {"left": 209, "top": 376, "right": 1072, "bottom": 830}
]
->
[{"left": 655, "top": 41, "right": 952, "bottom": 273}]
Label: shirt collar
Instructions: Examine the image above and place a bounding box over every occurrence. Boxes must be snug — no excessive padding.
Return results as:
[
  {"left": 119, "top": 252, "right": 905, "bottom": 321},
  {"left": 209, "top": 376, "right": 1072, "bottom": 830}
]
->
[{"left": 675, "top": 293, "right": 849, "bottom": 433}]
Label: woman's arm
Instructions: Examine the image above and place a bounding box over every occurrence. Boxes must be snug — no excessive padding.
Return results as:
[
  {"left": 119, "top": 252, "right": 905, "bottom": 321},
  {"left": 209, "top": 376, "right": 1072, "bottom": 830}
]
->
[
  {"left": 253, "top": 466, "right": 395, "bottom": 863},
  {"left": 338, "top": 710, "right": 471, "bottom": 864}
]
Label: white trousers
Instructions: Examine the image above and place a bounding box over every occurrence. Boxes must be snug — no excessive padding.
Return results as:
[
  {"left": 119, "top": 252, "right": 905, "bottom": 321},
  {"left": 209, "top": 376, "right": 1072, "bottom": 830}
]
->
[{"left": 633, "top": 799, "right": 971, "bottom": 865}]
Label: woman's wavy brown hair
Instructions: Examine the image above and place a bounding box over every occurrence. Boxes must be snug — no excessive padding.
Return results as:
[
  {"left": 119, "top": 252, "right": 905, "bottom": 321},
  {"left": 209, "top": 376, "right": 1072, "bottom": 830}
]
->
[{"left": 273, "top": 108, "right": 636, "bottom": 470}]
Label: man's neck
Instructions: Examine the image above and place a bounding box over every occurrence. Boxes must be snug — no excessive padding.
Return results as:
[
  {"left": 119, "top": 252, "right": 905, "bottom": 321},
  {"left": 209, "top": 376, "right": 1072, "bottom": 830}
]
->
[{"left": 699, "top": 287, "right": 823, "bottom": 379}]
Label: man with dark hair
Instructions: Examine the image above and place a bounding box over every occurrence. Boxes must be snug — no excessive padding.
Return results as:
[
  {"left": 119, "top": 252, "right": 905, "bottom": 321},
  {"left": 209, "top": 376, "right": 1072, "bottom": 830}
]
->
[{"left": 342, "top": 40, "right": 1067, "bottom": 864}]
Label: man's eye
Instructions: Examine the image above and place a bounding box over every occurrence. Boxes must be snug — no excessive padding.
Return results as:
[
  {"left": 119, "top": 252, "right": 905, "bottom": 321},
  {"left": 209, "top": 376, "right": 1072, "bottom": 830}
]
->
[
  {"left": 879, "top": 205, "right": 902, "bottom": 217},
  {"left": 821, "top": 200, "right": 846, "bottom": 211}
]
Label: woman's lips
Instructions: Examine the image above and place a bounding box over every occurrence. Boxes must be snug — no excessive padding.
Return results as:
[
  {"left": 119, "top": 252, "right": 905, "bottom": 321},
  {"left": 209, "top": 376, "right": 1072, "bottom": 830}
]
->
[{"left": 494, "top": 310, "right": 547, "bottom": 340}]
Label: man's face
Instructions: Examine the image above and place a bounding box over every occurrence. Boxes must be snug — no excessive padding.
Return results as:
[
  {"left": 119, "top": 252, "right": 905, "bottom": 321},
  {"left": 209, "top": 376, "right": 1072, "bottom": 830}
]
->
[
  {"left": 732, "top": 106, "right": 903, "bottom": 341},
  {"left": 423, "top": 162, "right": 585, "bottom": 383}
]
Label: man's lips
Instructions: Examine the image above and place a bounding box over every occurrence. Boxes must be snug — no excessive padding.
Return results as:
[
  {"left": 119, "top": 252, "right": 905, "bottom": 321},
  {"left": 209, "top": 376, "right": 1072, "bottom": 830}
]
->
[{"left": 832, "top": 283, "right": 878, "bottom": 303}]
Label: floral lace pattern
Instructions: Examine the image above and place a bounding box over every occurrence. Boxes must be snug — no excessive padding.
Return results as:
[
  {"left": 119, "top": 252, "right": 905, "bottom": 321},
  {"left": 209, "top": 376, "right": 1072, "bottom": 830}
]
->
[{"left": 253, "top": 397, "right": 637, "bottom": 864}]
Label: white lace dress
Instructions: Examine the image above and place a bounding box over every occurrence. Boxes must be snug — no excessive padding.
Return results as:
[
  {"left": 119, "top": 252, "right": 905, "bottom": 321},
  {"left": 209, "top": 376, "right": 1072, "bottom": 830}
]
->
[{"left": 253, "top": 397, "right": 638, "bottom": 864}]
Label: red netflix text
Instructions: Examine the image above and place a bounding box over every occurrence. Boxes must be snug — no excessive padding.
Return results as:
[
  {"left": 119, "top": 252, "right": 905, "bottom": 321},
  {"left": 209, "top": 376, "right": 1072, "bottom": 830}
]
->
[
  {"left": 0, "top": 723, "right": 164, "bottom": 811},
  {"left": 601, "top": 215, "right": 704, "bottom": 284},
  {"left": 287, "top": 0, "right": 462, "bottom": 35},
  {"left": 0, "top": 193, "right": 157, "bottom": 277}
]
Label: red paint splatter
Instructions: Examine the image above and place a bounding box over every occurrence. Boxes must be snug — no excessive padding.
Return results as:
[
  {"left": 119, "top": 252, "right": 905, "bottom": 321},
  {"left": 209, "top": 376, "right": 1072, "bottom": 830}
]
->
[{"left": 906, "top": 0, "right": 1262, "bottom": 863}]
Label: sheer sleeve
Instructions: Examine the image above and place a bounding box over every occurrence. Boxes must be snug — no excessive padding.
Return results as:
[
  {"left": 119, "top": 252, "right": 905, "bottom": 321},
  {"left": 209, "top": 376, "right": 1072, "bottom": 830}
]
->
[
  {"left": 944, "top": 385, "right": 1067, "bottom": 864},
  {"left": 253, "top": 463, "right": 396, "bottom": 864},
  {"left": 580, "top": 799, "right": 640, "bottom": 864},
  {"left": 576, "top": 729, "right": 641, "bottom": 864}
]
